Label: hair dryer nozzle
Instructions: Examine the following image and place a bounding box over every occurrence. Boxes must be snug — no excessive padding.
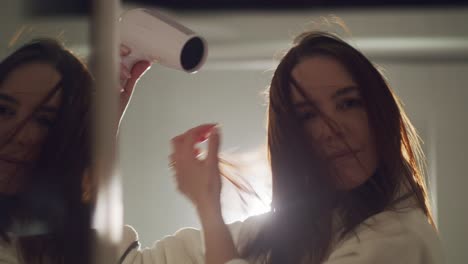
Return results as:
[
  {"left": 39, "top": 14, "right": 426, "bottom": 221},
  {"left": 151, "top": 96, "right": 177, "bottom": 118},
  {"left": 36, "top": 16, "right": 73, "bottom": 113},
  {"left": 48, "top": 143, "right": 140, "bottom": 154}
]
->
[{"left": 120, "top": 8, "right": 208, "bottom": 73}]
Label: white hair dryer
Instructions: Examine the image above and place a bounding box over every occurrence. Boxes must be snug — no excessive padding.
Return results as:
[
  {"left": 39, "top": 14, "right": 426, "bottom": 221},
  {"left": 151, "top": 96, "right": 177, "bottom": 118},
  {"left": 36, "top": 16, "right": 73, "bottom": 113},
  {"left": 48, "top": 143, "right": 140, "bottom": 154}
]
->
[{"left": 119, "top": 8, "right": 208, "bottom": 73}]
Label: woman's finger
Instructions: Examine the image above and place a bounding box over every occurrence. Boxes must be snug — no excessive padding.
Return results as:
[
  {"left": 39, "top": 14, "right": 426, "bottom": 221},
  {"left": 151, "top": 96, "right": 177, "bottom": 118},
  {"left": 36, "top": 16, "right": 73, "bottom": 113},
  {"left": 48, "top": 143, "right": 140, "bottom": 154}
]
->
[
  {"left": 206, "top": 126, "right": 220, "bottom": 165},
  {"left": 120, "top": 63, "right": 131, "bottom": 83},
  {"left": 171, "top": 135, "right": 185, "bottom": 154},
  {"left": 120, "top": 44, "right": 131, "bottom": 56},
  {"left": 194, "top": 148, "right": 201, "bottom": 157},
  {"left": 181, "top": 124, "right": 217, "bottom": 155},
  {"left": 123, "top": 61, "right": 151, "bottom": 96},
  {"left": 168, "top": 153, "right": 176, "bottom": 168}
]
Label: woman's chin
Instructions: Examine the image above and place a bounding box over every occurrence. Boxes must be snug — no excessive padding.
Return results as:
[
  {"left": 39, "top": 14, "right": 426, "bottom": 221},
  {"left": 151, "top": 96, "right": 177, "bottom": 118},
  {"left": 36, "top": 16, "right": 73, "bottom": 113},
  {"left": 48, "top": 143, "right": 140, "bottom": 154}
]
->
[{"left": 333, "top": 169, "right": 372, "bottom": 190}]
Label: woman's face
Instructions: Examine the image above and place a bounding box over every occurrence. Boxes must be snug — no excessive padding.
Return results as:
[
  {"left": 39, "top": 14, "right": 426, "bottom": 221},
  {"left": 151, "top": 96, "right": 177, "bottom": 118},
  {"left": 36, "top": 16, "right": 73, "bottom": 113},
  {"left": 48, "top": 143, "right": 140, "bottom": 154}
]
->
[
  {"left": 291, "top": 55, "right": 378, "bottom": 190},
  {"left": 0, "top": 62, "right": 61, "bottom": 194}
]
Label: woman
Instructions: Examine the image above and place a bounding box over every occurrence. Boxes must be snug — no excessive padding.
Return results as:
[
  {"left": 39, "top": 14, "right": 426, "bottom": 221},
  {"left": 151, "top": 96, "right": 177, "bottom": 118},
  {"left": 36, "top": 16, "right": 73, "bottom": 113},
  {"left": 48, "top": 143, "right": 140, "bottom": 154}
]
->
[
  {"left": 0, "top": 38, "right": 150, "bottom": 264},
  {"left": 120, "top": 31, "right": 444, "bottom": 263}
]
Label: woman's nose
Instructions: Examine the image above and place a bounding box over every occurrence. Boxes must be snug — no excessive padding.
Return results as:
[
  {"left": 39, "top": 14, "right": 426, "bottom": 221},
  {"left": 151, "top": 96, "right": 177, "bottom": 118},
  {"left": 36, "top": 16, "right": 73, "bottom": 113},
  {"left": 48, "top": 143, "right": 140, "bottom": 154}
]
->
[
  {"left": 314, "top": 115, "right": 343, "bottom": 142},
  {"left": 11, "top": 123, "right": 41, "bottom": 148}
]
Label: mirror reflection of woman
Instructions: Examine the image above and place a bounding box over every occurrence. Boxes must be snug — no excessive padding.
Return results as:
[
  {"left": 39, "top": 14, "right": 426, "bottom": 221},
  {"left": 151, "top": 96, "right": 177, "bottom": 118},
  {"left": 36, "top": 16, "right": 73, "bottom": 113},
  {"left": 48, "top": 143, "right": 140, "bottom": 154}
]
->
[
  {"left": 0, "top": 39, "right": 149, "bottom": 264},
  {"left": 120, "top": 31, "right": 444, "bottom": 264}
]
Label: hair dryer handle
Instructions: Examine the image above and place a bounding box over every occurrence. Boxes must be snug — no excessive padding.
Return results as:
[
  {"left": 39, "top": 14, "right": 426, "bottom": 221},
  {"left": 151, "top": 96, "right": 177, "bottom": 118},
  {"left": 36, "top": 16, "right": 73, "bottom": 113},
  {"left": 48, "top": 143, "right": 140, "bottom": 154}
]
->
[
  {"left": 121, "top": 50, "right": 147, "bottom": 72},
  {"left": 120, "top": 48, "right": 149, "bottom": 88}
]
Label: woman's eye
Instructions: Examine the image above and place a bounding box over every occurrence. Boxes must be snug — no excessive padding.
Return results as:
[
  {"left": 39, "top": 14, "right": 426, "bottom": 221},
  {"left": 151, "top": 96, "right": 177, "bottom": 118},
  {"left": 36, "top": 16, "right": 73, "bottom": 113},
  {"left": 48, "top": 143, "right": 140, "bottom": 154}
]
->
[
  {"left": 339, "top": 98, "right": 363, "bottom": 110},
  {"left": 0, "top": 105, "right": 15, "bottom": 118},
  {"left": 299, "top": 111, "right": 318, "bottom": 121},
  {"left": 35, "top": 116, "right": 55, "bottom": 128}
]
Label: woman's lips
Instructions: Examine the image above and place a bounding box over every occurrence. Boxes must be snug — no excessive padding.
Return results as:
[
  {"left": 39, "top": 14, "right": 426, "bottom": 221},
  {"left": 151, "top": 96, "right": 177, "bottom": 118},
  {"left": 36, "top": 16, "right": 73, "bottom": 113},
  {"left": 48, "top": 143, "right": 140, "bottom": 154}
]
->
[
  {"left": 327, "top": 150, "right": 360, "bottom": 160},
  {"left": 0, "top": 155, "right": 30, "bottom": 166}
]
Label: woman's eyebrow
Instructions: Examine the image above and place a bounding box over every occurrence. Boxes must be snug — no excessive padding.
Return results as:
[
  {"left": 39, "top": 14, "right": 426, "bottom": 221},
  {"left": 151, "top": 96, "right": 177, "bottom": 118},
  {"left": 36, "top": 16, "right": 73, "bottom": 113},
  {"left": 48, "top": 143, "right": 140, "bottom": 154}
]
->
[
  {"left": 293, "top": 85, "right": 360, "bottom": 109},
  {"left": 331, "top": 86, "right": 360, "bottom": 99}
]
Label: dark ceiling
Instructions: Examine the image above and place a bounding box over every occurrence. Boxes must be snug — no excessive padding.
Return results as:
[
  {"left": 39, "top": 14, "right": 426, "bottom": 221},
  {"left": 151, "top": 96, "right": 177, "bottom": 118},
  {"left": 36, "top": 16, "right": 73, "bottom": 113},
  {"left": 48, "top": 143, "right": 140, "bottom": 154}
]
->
[{"left": 24, "top": 0, "right": 468, "bottom": 16}]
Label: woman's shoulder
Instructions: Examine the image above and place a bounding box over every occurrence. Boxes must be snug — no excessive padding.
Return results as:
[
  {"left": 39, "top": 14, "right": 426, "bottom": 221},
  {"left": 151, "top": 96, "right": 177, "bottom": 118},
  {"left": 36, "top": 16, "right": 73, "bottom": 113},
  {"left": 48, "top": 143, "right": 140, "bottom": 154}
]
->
[
  {"left": 225, "top": 212, "right": 271, "bottom": 249},
  {"left": 226, "top": 211, "right": 271, "bottom": 231},
  {"left": 119, "top": 213, "right": 268, "bottom": 263},
  {"left": 356, "top": 207, "right": 439, "bottom": 244},
  {"left": 120, "top": 224, "right": 205, "bottom": 263},
  {"left": 120, "top": 225, "right": 139, "bottom": 259},
  {"left": 120, "top": 225, "right": 201, "bottom": 253},
  {"left": 0, "top": 236, "right": 20, "bottom": 264},
  {"left": 120, "top": 212, "right": 270, "bottom": 261},
  {"left": 328, "top": 208, "right": 443, "bottom": 263}
]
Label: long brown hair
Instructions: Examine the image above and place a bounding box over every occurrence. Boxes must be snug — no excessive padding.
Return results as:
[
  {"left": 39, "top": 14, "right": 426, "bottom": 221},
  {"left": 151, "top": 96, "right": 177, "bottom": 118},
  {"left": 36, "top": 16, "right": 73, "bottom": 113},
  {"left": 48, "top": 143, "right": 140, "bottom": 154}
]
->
[
  {"left": 0, "top": 38, "right": 93, "bottom": 264},
  {"left": 240, "top": 31, "right": 434, "bottom": 263}
]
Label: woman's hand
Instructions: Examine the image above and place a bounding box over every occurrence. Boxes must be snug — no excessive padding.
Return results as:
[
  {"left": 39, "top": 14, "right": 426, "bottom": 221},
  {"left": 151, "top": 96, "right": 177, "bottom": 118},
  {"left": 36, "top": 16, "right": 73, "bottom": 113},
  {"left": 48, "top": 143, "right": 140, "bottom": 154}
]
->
[
  {"left": 170, "top": 124, "right": 241, "bottom": 264},
  {"left": 118, "top": 44, "right": 151, "bottom": 122},
  {"left": 169, "top": 124, "right": 222, "bottom": 212}
]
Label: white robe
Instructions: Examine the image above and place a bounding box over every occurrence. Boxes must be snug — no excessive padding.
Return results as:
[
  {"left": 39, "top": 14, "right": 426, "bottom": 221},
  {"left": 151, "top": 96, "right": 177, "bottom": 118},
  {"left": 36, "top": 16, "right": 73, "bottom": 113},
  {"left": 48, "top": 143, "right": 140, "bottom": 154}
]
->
[{"left": 119, "top": 205, "right": 444, "bottom": 264}]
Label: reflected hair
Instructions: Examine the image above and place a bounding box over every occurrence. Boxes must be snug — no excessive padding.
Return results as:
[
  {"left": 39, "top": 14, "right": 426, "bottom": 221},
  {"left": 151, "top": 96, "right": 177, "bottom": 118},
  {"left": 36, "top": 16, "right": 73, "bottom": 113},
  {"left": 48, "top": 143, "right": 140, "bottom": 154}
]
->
[{"left": 0, "top": 38, "right": 93, "bottom": 264}]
